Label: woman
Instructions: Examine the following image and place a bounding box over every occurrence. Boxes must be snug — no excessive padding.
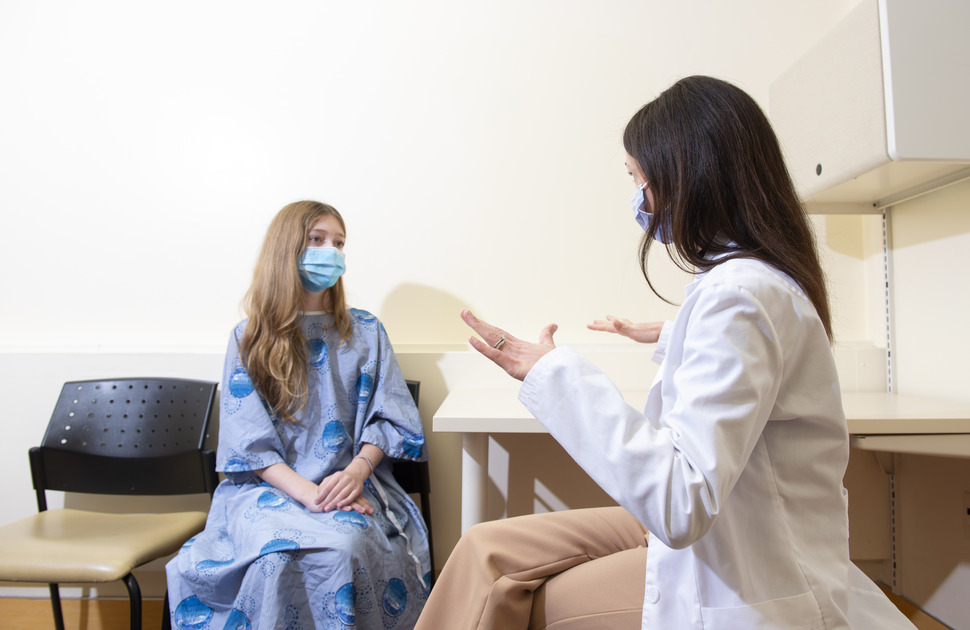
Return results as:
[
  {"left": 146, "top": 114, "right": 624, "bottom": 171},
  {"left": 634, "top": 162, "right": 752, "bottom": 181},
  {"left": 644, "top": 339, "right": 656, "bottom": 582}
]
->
[
  {"left": 166, "top": 201, "right": 431, "bottom": 630},
  {"left": 415, "top": 77, "right": 913, "bottom": 629}
]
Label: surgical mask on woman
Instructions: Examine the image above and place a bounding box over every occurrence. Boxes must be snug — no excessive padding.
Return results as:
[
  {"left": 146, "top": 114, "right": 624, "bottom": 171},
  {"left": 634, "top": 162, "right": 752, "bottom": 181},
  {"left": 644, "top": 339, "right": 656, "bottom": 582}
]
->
[
  {"left": 630, "top": 182, "right": 672, "bottom": 244},
  {"left": 299, "top": 246, "right": 345, "bottom": 292}
]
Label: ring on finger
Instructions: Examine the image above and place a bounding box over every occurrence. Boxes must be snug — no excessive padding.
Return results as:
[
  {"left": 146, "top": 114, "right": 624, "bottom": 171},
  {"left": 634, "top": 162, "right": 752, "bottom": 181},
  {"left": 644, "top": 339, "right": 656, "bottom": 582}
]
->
[{"left": 493, "top": 335, "right": 506, "bottom": 350}]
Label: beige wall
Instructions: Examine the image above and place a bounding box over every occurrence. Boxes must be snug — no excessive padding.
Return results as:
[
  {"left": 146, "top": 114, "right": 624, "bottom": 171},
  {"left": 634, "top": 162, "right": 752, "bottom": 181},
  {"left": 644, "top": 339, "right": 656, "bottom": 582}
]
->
[{"left": 886, "top": 180, "right": 970, "bottom": 629}]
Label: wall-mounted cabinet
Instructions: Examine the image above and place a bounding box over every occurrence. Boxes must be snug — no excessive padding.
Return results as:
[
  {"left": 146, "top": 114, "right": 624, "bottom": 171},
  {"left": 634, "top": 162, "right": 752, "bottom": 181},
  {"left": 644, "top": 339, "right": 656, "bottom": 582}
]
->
[{"left": 769, "top": 0, "right": 970, "bottom": 212}]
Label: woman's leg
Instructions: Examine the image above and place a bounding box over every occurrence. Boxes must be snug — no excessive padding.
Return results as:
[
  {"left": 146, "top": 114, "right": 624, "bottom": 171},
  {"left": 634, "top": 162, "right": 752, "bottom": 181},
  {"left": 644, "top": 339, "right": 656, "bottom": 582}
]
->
[
  {"left": 528, "top": 546, "right": 647, "bottom": 630},
  {"left": 414, "top": 506, "right": 648, "bottom": 630}
]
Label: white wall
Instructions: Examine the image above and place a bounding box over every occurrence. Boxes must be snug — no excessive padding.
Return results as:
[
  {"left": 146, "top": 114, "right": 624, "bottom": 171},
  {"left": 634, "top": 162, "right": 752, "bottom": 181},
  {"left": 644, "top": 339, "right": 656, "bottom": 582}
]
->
[{"left": 0, "top": 0, "right": 871, "bottom": 600}]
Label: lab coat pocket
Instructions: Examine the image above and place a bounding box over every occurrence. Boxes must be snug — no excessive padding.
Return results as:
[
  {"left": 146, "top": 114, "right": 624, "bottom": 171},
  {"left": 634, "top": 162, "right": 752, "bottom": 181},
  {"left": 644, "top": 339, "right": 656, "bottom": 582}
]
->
[{"left": 701, "top": 591, "right": 824, "bottom": 629}]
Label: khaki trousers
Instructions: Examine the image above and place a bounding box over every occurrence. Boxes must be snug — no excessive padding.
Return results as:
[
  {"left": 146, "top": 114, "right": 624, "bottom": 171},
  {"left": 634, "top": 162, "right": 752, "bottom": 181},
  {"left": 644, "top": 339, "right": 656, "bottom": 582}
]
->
[{"left": 415, "top": 506, "right": 648, "bottom": 630}]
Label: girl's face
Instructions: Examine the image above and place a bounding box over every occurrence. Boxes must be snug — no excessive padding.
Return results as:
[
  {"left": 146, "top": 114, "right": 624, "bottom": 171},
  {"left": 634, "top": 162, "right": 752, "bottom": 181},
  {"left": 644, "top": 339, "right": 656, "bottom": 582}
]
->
[{"left": 307, "top": 215, "right": 345, "bottom": 250}]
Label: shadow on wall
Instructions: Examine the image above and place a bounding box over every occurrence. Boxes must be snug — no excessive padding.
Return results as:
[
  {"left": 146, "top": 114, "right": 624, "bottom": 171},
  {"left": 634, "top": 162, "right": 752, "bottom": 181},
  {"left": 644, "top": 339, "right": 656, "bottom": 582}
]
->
[
  {"left": 379, "top": 282, "right": 475, "bottom": 345},
  {"left": 489, "top": 434, "right": 617, "bottom": 519}
]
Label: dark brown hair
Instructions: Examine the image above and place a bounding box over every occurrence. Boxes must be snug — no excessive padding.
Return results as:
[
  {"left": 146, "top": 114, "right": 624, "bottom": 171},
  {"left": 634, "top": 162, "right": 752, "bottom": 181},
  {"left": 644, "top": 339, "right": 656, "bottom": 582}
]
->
[{"left": 623, "top": 75, "right": 832, "bottom": 339}]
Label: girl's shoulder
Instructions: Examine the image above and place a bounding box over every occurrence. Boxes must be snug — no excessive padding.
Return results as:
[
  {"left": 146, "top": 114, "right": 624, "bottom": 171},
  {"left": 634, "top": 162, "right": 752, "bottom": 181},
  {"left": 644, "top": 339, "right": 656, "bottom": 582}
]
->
[
  {"left": 347, "top": 307, "right": 383, "bottom": 329},
  {"left": 227, "top": 319, "right": 249, "bottom": 343}
]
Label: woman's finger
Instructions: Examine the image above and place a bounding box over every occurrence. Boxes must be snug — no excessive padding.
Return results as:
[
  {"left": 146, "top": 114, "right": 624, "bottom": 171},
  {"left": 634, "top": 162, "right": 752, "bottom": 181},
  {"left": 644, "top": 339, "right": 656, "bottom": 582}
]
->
[
  {"left": 461, "top": 309, "right": 510, "bottom": 348},
  {"left": 538, "top": 323, "right": 558, "bottom": 345},
  {"left": 467, "top": 334, "right": 513, "bottom": 371}
]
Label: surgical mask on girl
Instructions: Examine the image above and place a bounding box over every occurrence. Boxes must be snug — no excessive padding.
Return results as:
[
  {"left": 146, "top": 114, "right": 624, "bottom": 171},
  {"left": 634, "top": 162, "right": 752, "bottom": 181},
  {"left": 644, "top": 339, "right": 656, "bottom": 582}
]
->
[
  {"left": 630, "top": 182, "right": 672, "bottom": 244},
  {"left": 299, "top": 247, "right": 346, "bottom": 293}
]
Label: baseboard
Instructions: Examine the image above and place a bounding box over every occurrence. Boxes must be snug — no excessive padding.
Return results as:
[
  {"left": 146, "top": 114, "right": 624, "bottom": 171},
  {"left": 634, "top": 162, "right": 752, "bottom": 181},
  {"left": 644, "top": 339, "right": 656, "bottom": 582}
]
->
[{"left": 0, "top": 597, "right": 166, "bottom": 630}]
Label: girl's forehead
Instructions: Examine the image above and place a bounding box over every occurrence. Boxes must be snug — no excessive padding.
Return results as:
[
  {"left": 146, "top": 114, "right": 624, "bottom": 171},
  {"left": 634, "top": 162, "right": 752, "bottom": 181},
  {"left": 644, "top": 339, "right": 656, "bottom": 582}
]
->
[{"left": 309, "top": 215, "right": 345, "bottom": 236}]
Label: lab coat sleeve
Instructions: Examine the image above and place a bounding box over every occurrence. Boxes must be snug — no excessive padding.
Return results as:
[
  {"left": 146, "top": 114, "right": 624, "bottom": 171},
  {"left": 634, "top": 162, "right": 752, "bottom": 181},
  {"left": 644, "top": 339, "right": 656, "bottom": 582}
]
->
[{"left": 519, "top": 282, "right": 784, "bottom": 548}]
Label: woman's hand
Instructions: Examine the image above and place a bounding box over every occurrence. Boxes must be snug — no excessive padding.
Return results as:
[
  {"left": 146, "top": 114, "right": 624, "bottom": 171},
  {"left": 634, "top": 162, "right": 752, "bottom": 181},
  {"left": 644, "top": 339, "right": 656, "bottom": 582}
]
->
[
  {"left": 461, "top": 309, "right": 558, "bottom": 381},
  {"left": 587, "top": 315, "right": 663, "bottom": 344}
]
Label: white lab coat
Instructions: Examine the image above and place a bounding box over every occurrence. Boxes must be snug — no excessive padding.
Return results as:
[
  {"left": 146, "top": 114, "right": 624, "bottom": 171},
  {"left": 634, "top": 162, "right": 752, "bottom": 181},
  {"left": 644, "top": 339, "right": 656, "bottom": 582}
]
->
[{"left": 519, "top": 257, "right": 914, "bottom": 629}]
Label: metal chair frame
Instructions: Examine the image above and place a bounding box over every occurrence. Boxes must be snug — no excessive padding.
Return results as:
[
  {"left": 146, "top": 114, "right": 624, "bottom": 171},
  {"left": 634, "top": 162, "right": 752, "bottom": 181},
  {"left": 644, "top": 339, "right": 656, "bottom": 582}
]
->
[{"left": 22, "top": 377, "right": 219, "bottom": 630}]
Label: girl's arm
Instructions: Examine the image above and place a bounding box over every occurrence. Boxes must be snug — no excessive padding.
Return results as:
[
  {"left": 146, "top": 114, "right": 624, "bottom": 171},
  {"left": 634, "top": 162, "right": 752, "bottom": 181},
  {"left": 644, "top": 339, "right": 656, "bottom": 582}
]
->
[
  {"left": 256, "top": 462, "right": 327, "bottom": 512},
  {"left": 314, "top": 442, "right": 384, "bottom": 513}
]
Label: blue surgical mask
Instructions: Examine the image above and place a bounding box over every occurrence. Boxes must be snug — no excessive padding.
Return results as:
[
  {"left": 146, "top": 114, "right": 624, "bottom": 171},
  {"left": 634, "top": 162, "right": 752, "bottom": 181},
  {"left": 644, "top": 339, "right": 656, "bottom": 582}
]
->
[
  {"left": 630, "top": 182, "right": 672, "bottom": 244},
  {"left": 299, "top": 247, "right": 345, "bottom": 293}
]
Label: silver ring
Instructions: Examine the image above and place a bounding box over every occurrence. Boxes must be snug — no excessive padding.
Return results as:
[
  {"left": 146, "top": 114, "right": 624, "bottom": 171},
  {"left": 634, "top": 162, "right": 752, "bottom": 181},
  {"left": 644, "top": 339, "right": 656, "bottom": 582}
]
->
[{"left": 493, "top": 335, "right": 506, "bottom": 350}]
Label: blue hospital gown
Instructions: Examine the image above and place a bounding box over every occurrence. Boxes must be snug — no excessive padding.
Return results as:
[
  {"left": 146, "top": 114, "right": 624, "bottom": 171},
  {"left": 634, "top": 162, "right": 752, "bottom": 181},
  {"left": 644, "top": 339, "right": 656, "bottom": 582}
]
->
[{"left": 165, "top": 309, "right": 431, "bottom": 630}]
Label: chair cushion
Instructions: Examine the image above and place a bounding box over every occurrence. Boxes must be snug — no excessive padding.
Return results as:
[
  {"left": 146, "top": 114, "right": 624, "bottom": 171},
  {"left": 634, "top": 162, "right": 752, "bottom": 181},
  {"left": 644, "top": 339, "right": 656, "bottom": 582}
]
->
[{"left": 0, "top": 508, "right": 208, "bottom": 583}]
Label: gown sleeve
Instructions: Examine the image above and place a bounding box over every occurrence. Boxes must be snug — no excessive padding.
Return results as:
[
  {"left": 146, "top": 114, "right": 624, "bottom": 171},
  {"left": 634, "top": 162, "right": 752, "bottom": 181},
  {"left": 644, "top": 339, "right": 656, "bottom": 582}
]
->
[
  {"left": 355, "top": 318, "right": 427, "bottom": 462},
  {"left": 216, "top": 323, "right": 288, "bottom": 484}
]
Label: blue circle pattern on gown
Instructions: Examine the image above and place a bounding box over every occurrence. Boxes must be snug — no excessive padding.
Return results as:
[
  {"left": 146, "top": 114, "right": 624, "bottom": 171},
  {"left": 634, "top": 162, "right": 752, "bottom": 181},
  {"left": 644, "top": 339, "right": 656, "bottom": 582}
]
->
[
  {"left": 256, "top": 490, "right": 289, "bottom": 510},
  {"left": 174, "top": 595, "right": 214, "bottom": 630},
  {"left": 224, "top": 608, "right": 251, "bottom": 630},
  {"left": 321, "top": 420, "right": 348, "bottom": 452},
  {"left": 260, "top": 538, "right": 300, "bottom": 556},
  {"left": 228, "top": 367, "right": 254, "bottom": 398},
  {"left": 333, "top": 510, "right": 368, "bottom": 529},
  {"left": 335, "top": 583, "right": 357, "bottom": 625},
  {"left": 403, "top": 434, "right": 425, "bottom": 459},
  {"left": 352, "top": 308, "right": 378, "bottom": 329},
  {"left": 356, "top": 373, "right": 374, "bottom": 406},
  {"left": 307, "top": 338, "right": 327, "bottom": 369},
  {"left": 224, "top": 456, "right": 251, "bottom": 473},
  {"left": 382, "top": 578, "right": 408, "bottom": 618}
]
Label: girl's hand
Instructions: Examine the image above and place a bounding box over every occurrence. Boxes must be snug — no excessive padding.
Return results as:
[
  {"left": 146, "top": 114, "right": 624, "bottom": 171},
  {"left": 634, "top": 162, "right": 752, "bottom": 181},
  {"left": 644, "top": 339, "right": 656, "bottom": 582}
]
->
[
  {"left": 315, "top": 466, "right": 367, "bottom": 512},
  {"left": 461, "top": 309, "right": 558, "bottom": 381},
  {"left": 587, "top": 315, "right": 663, "bottom": 344},
  {"left": 344, "top": 495, "right": 375, "bottom": 515}
]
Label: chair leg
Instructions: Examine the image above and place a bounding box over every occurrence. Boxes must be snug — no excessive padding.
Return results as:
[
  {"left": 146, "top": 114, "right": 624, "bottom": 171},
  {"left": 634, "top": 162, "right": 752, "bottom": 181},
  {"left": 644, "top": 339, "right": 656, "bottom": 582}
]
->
[
  {"left": 48, "top": 583, "right": 65, "bottom": 630},
  {"left": 122, "top": 573, "right": 142, "bottom": 630}
]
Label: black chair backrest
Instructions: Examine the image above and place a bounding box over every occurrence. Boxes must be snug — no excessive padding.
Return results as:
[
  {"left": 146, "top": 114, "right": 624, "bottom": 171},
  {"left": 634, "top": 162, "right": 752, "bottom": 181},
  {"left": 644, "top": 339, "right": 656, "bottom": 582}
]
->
[
  {"left": 31, "top": 378, "right": 219, "bottom": 509},
  {"left": 393, "top": 380, "right": 431, "bottom": 496},
  {"left": 392, "top": 380, "right": 434, "bottom": 576}
]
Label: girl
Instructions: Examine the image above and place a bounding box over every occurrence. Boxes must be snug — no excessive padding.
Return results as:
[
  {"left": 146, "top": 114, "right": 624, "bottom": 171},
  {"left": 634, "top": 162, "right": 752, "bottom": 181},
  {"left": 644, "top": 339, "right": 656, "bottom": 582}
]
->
[
  {"left": 167, "top": 200, "right": 431, "bottom": 630},
  {"left": 415, "top": 77, "right": 914, "bottom": 629}
]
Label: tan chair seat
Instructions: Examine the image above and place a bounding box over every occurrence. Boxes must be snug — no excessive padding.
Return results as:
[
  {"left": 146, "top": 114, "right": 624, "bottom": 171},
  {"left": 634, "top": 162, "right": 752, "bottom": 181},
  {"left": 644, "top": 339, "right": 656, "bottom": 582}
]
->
[{"left": 0, "top": 509, "right": 208, "bottom": 583}]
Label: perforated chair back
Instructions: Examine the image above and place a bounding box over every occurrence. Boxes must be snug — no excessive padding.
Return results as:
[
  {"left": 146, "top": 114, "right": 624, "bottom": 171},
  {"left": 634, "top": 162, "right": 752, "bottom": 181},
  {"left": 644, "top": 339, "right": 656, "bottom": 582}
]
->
[{"left": 33, "top": 378, "right": 218, "bottom": 507}]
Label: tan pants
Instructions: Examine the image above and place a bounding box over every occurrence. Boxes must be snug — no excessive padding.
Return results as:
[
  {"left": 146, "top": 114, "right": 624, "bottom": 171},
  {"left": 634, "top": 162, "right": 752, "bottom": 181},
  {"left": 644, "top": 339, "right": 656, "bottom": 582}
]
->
[{"left": 415, "top": 506, "right": 648, "bottom": 630}]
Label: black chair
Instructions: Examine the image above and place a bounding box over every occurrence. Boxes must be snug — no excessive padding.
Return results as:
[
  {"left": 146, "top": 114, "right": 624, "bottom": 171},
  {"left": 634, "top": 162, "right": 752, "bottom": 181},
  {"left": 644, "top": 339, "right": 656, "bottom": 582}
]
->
[
  {"left": 393, "top": 380, "right": 435, "bottom": 580},
  {"left": 0, "top": 377, "right": 219, "bottom": 630}
]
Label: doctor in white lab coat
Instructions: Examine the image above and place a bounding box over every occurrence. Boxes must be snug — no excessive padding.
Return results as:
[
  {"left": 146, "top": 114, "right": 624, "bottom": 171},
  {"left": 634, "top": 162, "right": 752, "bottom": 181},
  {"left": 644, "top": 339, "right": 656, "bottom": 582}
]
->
[{"left": 414, "top": 76, "right": 916, "bottom": 630}]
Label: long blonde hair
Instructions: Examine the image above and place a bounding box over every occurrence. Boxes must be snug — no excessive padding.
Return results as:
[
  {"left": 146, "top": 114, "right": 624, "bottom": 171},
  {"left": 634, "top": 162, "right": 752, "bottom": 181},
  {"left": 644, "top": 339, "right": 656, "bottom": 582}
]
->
[{"left": 241, "top": 200, "right": 354, "bottom": 423}]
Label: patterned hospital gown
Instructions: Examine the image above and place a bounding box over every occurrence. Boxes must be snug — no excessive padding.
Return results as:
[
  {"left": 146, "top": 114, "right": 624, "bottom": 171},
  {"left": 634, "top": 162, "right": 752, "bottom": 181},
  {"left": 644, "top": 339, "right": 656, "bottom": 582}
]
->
[{"left": 165, "top": 309, "right": 431, "bottom": 630}]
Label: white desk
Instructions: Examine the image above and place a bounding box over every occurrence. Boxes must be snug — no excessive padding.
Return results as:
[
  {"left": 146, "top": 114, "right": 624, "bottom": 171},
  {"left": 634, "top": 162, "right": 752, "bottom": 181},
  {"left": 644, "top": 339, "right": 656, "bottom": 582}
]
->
[{"left": 433, "top": 390, "right": 970, "bottom": 532}]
